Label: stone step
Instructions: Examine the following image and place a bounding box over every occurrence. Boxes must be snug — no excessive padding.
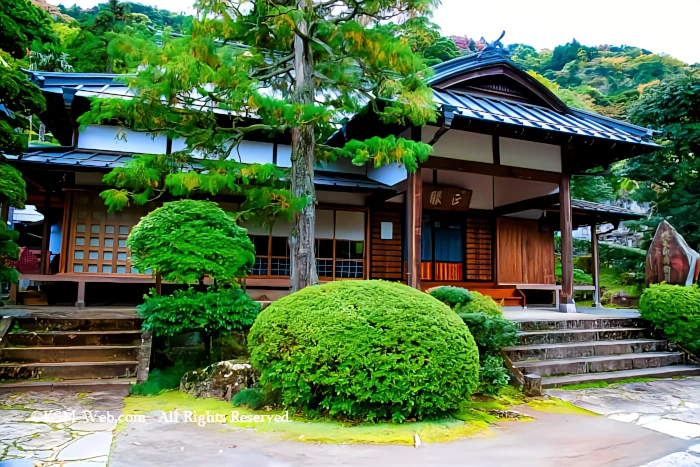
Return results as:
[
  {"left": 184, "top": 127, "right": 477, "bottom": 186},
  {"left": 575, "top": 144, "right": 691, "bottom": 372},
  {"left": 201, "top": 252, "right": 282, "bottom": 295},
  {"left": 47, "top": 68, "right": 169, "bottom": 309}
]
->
[
  {"left": 0, "top": 361, "right": 138, "bottom": 380},
  {"left": 504, "top": 339, "right": 669, "bottom": 362},
  {"left": 8, "top": 330, "right": 143, "bottom": 347},
  {"left": 14, "top": 317, "right": 142, "bottom": 332},
  {"left": 0, "top": 378, "right": 135, "bottom": 395},
  {"left": 514, "top": 352, "right": 684, "bottom": 377},
  {"left": 542, "top": 366, "right": 700, "bottom": 388},
  {"left": 512, "top": 317, "right": 644, "bottom": 332},
  {"left": 0, "top": 345, "right": 141, "bottom": 363},
  {"left": 517, "top": 327, "right": 647, "bottom": 346}
]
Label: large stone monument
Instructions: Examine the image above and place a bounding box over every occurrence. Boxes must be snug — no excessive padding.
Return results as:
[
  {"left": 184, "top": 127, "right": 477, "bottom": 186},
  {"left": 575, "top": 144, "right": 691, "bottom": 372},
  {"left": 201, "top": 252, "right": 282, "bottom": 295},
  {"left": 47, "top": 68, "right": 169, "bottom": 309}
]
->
[{"left": 646, "top": 220, "right": 700, "bottom": 286}]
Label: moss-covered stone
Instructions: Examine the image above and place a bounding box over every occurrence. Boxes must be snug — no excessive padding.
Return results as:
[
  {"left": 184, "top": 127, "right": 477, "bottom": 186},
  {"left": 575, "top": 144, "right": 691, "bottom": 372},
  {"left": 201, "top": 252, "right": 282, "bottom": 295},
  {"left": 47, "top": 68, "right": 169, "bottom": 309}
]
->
[{"left": 180, "top": 359, "right": 259, "bottom": 401}]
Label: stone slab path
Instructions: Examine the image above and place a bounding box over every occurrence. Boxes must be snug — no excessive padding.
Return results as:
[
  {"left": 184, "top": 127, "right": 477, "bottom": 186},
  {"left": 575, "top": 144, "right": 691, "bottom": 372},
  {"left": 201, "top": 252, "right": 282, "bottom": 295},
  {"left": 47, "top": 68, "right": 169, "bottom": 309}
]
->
[
  {"left": 0, "top": 390, "right": 125, "bottom": 466},
  {"left": 108, "top": 403, "right": 689, "bottom": 466},
  {"left": 548, "top": 376, "right": 700, "bottom": 440}
]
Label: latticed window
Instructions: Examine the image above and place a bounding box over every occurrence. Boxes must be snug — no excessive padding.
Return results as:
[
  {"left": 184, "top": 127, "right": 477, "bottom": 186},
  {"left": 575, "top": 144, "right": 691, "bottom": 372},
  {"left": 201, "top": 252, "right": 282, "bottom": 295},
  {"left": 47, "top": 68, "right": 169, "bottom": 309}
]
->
[{"left": 68, "top": 193, "right": 153, "bottom": 275}]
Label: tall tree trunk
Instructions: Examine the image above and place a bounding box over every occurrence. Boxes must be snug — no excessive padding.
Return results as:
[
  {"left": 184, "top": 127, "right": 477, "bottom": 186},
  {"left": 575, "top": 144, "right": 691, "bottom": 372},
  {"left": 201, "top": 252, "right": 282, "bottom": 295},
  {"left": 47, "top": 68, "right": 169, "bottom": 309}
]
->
[{"left": 290, "top": 0, "right": 318, "bottom": 292}]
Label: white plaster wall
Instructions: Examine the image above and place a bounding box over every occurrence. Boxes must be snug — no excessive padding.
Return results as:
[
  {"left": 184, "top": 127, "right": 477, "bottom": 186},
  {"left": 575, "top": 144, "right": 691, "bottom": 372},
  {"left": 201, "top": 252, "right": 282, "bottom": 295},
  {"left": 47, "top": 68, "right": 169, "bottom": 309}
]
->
[
  {"left": 78, "top": 125, "right": 167, "bottom": 154},
  {"left": 493, "top": 177, "right": 558, "bottom": 207},
  {"left": 499, "top": 137, "right": 562, "bottom": 172},
  {"left": 437, "top": 171, "right": 494, "bottom": 210},
  {"left": 335, "top": 211, "right": 365, "bottom": 241},
  {"left": 239, "top": 220, "right": 268, "bottom": 236},
  {"left": 277, "top": 145, "right": 292, "bottom": 168},
  {"left": 422, "top": 127, "right": 493, "bottom": 163},
  {"left": 317, "top": 191, "right": 366, "bottom": 206},
  {"left": 316, "top": 209, "right": 334, "bottom": 238},
  {"left": 367, "top": 162, "right": 407, "bottom": 186}
]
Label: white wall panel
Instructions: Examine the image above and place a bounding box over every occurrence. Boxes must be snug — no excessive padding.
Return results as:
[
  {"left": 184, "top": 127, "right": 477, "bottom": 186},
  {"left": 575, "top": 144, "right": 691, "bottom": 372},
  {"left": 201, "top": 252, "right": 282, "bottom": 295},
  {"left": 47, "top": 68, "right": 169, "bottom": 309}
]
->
[
  {"left": 317, "top": 191, "right": 366, "bottom": 206},
  {"left": 494, "top": 177, "right": 558, "bottom": 207},
  {"left": 423, "top": 128, "right": 493, "bottom": 163},
  {"left": 277, "top": 145, "right": 292, "bottom": 168},
  {"left": 235, "top": 141, "right": 274, "bottom": 165},
  {"left": 316, "top": 209, "right": 334, "bottom": 238},
  {"left": 78, "top": 125, "right": 167, "bottom": 154},
  {"left": 367, "top": 162, "right": 407, "bottom": 187},
  {"left": 499, "top": 137, "right": 562, "bottom": 172},
  {"left": 437, "top": 171, "right": 494, "bottom": 210},
  {"left": 335, "top": 211, "right": 365, "bottom": 241}
]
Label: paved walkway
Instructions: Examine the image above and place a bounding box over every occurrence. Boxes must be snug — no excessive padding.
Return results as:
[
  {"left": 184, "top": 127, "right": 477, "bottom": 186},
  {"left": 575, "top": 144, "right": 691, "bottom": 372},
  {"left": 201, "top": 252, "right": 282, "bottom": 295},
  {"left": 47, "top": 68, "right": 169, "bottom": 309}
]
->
[
  {"left": 550, "top": 377, "right": 700, "bottom": 441},
  {"left": 0, "top": 390, "right": 125, "bottom": 466},
  {"left": 502, "top": 306, "right": 640, "bottom": 322},
  {"left": 0, "top": 389, "right": 693, "bottom": 466},
  {"left": 109, "top": 402, "right": 690, "bottom": 467}
]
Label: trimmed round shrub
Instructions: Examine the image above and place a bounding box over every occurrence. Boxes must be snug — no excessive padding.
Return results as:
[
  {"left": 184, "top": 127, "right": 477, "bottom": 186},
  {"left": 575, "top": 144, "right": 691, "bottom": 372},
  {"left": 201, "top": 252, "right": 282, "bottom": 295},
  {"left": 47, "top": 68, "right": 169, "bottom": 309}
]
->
[
  {"left": 640, "top": 284, "right": 700, "bottom": 353},
  {"left": 249, "top": 280, "right": 480, "bottom": 422},
  {"left": 455, "top": 291, "right": 502, "bottom": 317},
  {"left": 429, "top": 286, "right": 472, "bottom": 308}
]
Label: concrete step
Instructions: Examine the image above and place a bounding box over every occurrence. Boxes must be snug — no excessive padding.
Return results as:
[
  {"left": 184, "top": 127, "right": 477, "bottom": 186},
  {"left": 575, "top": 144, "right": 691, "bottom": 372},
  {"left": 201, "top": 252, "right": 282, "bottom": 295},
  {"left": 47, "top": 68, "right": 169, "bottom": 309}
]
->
[
  {"left": 14, "top": 317, "right": 142, "bottom": 332},
  {"left": 515, "top": 352, "right": 684, "bottom": 377},
  {"left": 0, "top": 345, "right": 141, "bottom": 363},
  {"left": 0, "top": 378, "right": 135, "bottom": 395},
  {"left": 517, "top": 327, "right": 647, "bottom": 346},
  {"left": 0, "top": 361, "right": 138, "bottom": 380},
  {"left": 504, "top": 339, "right": 669, "bottom": 362},
  {"left": 542, "top": 366, "right": 700, "bottom": 388},
  {"left": 513, "top": 317, "right": 644, "bottom": 332},
  {"left": 8, "top": 330, "right": 143, "bottom": 347}
]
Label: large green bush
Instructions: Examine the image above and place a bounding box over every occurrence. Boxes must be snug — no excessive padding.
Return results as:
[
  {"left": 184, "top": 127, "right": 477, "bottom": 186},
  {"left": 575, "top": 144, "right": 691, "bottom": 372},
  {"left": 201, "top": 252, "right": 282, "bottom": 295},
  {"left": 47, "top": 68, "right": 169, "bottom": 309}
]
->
[
  {"left": 455, "top": 291, "right": 502, "bottom": 317},
  {"left": 639, "top": 284, "right": 700, "bottom": 353},
  {"left": 249, "top": 280, "right": 480, "bottom": 422},
  {"left": 429, "top": 286, "right": 472, "bottom": 308}
]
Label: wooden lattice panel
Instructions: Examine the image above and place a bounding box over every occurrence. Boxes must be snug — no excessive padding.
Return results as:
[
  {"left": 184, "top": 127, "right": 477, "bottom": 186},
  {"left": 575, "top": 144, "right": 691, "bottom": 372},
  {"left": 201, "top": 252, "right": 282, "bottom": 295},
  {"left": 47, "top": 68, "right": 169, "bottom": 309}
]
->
[
  {"left": 67, "top": 193, "right": 153, "bottom": 275},
  {"left": 466, "top": 217, "right": 493, "bottom": 281}
]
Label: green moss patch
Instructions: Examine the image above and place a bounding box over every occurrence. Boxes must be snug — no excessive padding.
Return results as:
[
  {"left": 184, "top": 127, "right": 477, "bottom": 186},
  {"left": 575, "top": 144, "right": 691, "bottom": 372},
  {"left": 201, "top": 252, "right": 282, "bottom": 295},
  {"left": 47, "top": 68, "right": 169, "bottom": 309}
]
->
[
  {"left": 526, "top": 398, "right": 599, "bottom": 416},
  {"left": 121, "top": 389, "right": 534, "bottom": 445},
  {"left": 558, "top": 377, "right": 661, "bottom": 390}
]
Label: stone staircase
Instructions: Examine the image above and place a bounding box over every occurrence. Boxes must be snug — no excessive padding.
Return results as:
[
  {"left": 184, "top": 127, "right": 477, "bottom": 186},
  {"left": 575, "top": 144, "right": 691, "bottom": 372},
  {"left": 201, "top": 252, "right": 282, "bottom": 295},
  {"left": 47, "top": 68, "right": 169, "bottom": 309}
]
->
[
  {"left": 504, "top": 317, "right": 700, "bottom": 388},
  {"left": 0, "top": 315, "right": 143, "bottom": 394}
]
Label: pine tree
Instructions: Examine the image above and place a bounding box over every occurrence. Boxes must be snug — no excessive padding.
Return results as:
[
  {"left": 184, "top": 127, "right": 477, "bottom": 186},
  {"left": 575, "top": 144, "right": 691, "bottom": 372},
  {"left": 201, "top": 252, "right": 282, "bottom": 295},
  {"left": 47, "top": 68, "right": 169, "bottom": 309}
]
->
[{"left": 80, "top": 0, "right": 438, "bottom": 291}]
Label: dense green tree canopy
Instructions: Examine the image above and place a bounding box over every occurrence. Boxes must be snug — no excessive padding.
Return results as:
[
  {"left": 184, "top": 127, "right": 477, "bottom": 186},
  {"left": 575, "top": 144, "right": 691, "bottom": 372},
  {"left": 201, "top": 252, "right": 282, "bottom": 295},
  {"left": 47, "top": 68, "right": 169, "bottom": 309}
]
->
[{"left": 624, "top": 73, "right": 700, "bottom": 248}]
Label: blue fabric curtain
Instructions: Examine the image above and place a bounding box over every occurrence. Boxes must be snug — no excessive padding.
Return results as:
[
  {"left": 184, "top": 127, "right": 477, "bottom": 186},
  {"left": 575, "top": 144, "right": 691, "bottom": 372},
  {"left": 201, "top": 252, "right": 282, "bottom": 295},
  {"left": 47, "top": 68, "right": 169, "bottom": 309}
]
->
[{"left": 434, "top": 220, "right": 462, "bottom": 262}]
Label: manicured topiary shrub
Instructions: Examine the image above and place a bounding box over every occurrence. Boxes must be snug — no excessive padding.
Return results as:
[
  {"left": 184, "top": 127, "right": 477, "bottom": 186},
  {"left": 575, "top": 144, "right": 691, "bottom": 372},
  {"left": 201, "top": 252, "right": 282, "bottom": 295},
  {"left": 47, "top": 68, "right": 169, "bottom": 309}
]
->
[
  {"left": 429, "top": 286, "right": 472, "bottom": 308},
  {"left": 455, "top": 291, "right": 502, "bottom": 317},
  {"left": 232, "top": 388, "right": 266, "bottom": 410},
  {"left": 249, "top": 280, "right": 480, "bottom": 422},
  {"left": 639, "top": 284, "right": 700, "bottom": 353}
]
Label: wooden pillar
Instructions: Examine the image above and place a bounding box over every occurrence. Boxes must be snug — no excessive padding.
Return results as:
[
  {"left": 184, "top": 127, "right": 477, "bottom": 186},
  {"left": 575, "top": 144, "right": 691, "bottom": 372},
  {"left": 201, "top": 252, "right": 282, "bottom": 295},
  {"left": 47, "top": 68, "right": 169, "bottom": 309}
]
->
[
  {"left": 41, "top": 191, "right": 51, "bottom": 275},
  {"left": 75, "top": 280, "right": 86, "bottom": 308},
  {"left": 591, "top": 223, "right": 602, "bottom": 307},
  {"left": 559, "top": 173, "right": 576, "bottom": 313},
  {"left": 0, "top": 203, "right": 9, "bottom": 225},
  {"left": 406, "top": 168, "right": 422, "bottom": 290}
]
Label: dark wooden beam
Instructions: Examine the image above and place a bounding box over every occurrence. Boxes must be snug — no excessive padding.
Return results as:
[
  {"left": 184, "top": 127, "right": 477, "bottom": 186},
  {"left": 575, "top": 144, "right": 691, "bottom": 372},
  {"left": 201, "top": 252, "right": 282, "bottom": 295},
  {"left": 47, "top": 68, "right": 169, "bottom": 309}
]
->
[
  {"left": 492, "top": 135, "right": 501, "bottom": 165},
  {"left": 40, "top": 190, "right": 51, "bottom": 275},
  {"left": 494, "top": 193, "right": 559, "bottom": 216},
  {"left": 591, "top": 223, "right": 601, "bottom": 307},
  {"left": 406, "top": 168, "right": 422, "bottom": 290},
  {"left": 406, "top": 126, "right": 422, "bottom": 290},
  {"left": 365, "top": 190, "right": 399, "bottom": 207},
  {"left": 558, "top": 172, "right": 575, "bottom": 313},
  {"left": 421, "top": 157, "right": 561, "bottom": 184}
]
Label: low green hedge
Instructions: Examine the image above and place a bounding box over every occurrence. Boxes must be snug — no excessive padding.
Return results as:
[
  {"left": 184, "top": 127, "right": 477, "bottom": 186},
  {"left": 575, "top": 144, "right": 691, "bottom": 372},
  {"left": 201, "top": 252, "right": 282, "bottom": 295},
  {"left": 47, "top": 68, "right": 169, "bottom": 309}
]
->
[
  {"left": 429, "top": 286, "right": 473, "bottom": 308},
  {"left": 248, "top": 280, "right": 480, "bottom": 422},
  {"left": 455, "top": 291, "right": 502, "bottom": 317},
  {"left": 639, "top": 284, "right": 700, "bottom": 353}
]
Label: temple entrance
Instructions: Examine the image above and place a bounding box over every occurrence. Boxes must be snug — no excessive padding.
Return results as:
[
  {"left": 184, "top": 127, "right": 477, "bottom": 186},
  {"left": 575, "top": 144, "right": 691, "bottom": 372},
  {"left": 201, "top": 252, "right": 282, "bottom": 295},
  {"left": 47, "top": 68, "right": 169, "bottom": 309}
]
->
[{"left": 421, "top": 212, "right": 465, "bottom": 281}]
